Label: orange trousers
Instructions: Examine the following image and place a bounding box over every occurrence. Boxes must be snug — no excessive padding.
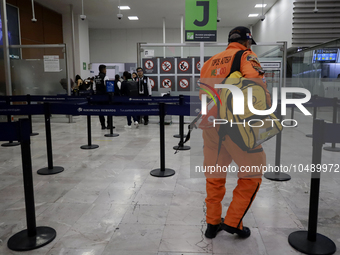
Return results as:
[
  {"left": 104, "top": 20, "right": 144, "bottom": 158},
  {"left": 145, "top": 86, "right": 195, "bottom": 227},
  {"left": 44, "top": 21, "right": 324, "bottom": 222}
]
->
[{"left": 203, "top": 127, "right": 265, "bottom": 229}]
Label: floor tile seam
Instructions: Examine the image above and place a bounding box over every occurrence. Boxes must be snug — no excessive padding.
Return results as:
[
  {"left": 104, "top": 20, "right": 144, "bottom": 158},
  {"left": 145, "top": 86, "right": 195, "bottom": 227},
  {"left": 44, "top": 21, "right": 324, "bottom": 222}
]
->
[{"left": 275, "top": 182, "right": 305, "bottom": 231}]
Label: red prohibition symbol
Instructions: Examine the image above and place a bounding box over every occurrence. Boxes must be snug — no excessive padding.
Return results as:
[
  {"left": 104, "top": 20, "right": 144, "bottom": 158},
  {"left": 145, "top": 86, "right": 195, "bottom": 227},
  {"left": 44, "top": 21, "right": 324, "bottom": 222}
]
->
[
  {"left": 145, "top": 60, "right": 154, "bottom": 70},
  {"left": 161, "top": 61, "right": 172, "bottom": 72},
  {"left": 179, "top": 78, "right": 189, "bottom": 89},
  {"left": 178, "top": 60, "right": 189, "bottom": 72},
  {"left": 162, "top": 78, "right": 172, "bottom": 88},
  {"left": 149, "top": 78, "right": 155, "bottom": 88}
]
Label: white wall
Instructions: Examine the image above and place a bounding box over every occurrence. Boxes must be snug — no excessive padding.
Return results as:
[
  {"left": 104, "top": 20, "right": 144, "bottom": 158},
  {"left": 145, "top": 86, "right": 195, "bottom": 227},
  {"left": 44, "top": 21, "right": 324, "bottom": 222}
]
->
[
  {"left": 75, "top": 16, "right": 91, "bottom": 79},
  {"left": 252, "top": 0, "right": 294, "bottom": 48},
  {"left": 62, "top": 8, "right": 91, "bottom": 82},
  {"left": 89, "top": 26, "right": 233, "bottom": 64},
  {"left": 62, "top": 11, "right": 74, "bottom": 82}
]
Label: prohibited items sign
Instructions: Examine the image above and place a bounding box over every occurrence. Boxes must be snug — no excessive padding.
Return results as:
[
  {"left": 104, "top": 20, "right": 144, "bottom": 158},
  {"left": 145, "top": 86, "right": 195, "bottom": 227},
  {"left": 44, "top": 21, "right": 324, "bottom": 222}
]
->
[
  {"left": 145, "top": 60, "right": 154, "bottom": 70},
  {"left": 178, "top": 60, "right": 189, "bottom": 72},
  {"left": 142, "top": 58, "right": 158, "bottom": 74},
  {"left": 160, "top": 58, "right": 175, "bottom": 74},
  {"left": 177, "top": 76, "right": 191, "bottom": 91}
]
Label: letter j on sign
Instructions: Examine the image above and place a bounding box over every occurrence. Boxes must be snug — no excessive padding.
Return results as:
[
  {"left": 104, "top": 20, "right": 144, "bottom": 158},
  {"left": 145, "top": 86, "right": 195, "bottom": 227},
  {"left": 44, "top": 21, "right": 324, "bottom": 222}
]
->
[{"left": 185, "top": 0, "right": 217, "bottom": 42}]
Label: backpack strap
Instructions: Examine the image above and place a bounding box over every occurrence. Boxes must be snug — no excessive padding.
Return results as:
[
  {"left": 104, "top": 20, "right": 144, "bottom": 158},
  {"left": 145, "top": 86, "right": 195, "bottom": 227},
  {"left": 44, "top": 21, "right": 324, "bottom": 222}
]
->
[{"left": 216, "top": 50, "right": 245, "bottom": 164}]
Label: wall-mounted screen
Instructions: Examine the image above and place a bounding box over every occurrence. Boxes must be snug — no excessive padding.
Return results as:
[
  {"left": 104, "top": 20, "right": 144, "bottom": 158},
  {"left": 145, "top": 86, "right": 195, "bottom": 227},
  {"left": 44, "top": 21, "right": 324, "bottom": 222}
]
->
[{"left": 313, "top": 49, "right": 339, "bottom": 63}]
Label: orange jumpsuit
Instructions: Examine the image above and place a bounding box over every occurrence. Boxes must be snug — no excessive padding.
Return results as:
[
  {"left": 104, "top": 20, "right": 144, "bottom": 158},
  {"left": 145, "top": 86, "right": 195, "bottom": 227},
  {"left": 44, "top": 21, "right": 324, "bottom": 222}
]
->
[{"left": 200, "top": 42, "right": 271, "bottom": 229}]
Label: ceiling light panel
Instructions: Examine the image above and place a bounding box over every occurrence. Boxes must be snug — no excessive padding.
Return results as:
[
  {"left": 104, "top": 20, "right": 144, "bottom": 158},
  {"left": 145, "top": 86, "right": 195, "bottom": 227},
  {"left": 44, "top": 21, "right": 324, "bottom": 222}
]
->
[
  {"left": 255, "top": 4, "right": 267, "bottom": 8},
  {"left": 118, "top": 6, "right": 130, "bottom": 10},
  {"left": 248, "top": 14, "right": 259, "bottom": 17},
  {"left": 128, "top": 16, "right": 139, "bottom": 20}
]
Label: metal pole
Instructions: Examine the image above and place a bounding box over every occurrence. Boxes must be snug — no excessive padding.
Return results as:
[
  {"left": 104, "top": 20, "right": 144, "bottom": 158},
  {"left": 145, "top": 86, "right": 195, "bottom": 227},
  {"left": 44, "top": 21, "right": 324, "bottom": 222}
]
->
[
  {"left": 181, "top": 15, "right": 184, "bottom": 58},
  {"left": 331, "top": 98, "right": 337, "bottom": 148},
  {"left": 163, "top": 18, "right": 166, "bottom": 58},
  {"left": 160, "top": 103, "right": 165, "bottom": 171},
  {"left": 1, "top": 0, "right": 12, "bottom": 96},
  {"left": 200, "top": 42, "right": 204, "bottom": 72},
  {"left": 20, "top": 120, "right": 37, "bottom": 237},
  {"left": 70, "top": 4, "right": 76, "bottom": 82},
  {"left": 44, "top": 103, "right": 53, "bottom": 169},
  {"left": 87, "top": 115, "right": 92, "bottom": 146}
]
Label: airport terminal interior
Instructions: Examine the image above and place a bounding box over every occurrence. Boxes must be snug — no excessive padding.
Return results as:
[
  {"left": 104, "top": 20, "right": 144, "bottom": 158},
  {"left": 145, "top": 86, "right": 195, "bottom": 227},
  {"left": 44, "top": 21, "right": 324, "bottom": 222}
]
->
[{"left": 1, "top": 0, "right": 340, "bottom": 254}]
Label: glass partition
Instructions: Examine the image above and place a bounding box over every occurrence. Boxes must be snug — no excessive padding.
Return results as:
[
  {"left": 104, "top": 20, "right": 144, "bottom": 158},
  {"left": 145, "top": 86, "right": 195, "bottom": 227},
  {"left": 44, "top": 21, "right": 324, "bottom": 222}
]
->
[
  {"left": 139, "top": 42, "right": 285, "bottom": 97},
  {"left": 3, "top": 44, "right": 69, "bottom": 96},
  {"left": 0, "top": 46, "right": 5, "bottom": 97},
  {"left": 288, "top": 38, "right": 340, "bottom": 98}
]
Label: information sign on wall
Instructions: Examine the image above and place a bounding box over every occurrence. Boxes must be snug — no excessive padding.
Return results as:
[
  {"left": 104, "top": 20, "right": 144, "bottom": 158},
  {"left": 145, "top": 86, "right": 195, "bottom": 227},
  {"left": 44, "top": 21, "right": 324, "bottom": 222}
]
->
[
  {"left": 185, "top": 0, "right": 217, "bottom": 42},
  {"left": 44, "top": 55, "right": 60, "bottom": 72}
]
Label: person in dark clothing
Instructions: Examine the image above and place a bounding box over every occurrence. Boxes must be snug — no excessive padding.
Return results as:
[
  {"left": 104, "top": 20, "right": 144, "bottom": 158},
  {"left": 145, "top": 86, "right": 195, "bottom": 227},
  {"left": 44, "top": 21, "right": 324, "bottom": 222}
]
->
[
  {"left": 136, "top": 67, "right": 152, "bottom": 125},
  {"left": 94, "top": 65, "right": 113, "bottom": 129},
  {"left": 121, "top": 71, "right": 139, "bottom": 128}
]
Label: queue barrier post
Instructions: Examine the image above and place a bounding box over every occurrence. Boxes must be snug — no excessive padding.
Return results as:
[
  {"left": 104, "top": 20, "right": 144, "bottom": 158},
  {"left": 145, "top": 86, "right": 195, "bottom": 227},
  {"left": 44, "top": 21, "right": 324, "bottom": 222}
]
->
[
  {"left": 173, "top": 95, "right": 190, "bottom": 151},
  {"left": 37, "top": 103, "right": 64, "bottom": 175},
  {"left": 81, "top": 97, "right": 99, "bottom": 149},
  {"left": 104, "top": 94, "right": 119, "bottom": 138},
  {"left": 6, "top": 119, "right": 57, "bottom": 251},
  {"left": 27, "top": 94, "right": 39, "bottom": 136},
  {"left": 81, "top": 115, "right": 99, "bottom": 149},
  {"left": 323, "top": 98, "right": 340, "bottom": 152},
  {"left": 150, "top": 103, "right": 175, "bottom": 177},
  {"left": 306, "top": 95, "right": 318, "bottom": 138},
  {"left": 288, "top": 119, "right": 336, "bottom": 255},
  {"left": 1, "top": 97, "right": 20, "bottom": 147},
  {"left": 264, "top": 103, "right": 291, "bottom": 181}
]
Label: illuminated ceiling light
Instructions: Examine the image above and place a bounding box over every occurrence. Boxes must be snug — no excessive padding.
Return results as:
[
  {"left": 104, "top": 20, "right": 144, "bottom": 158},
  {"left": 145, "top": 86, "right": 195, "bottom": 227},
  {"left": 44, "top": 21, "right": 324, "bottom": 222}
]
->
[
  {"left": 248, "top": 14, "right": 259, "bottom": 17},
  {"left": 128, "top": 16, "right": 139, "bottom": 20},
  {"left": 255, "top": 4, "right": 267, "bottom": 8},
  {"left": 118, "top": 6, "right": 130, "bottom": 10}
]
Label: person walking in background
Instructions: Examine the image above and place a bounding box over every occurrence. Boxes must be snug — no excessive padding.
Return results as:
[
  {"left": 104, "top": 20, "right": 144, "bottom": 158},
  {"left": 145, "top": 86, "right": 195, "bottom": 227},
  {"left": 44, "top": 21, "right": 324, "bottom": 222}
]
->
[
  {"left": 121, "top": 71, "right": 139, "bottom": 128},
  {"left": 136, "top": 67, "right": 152, "bottom": 125},
  {"left": 94, "top": 65, "right": 114, "bottom": 129}
]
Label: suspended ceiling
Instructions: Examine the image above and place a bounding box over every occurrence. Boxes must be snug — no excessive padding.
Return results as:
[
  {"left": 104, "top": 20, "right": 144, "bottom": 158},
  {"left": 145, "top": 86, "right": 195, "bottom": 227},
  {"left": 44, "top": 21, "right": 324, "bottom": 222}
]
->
[{"left": 33, "top": 0, "right": 278, "bottom": 29}]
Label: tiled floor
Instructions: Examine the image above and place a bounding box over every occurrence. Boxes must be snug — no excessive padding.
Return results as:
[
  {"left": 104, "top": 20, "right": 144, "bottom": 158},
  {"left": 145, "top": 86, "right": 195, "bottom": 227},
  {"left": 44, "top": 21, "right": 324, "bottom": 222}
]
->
[{"left": 0, "top": 111, "right": 339, "bottom": 255}]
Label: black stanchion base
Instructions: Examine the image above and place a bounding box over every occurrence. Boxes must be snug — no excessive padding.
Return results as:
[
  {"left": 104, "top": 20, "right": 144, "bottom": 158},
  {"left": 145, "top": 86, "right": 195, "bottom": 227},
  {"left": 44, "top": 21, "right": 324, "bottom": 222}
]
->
[
  {"left": 150, "top": 168, "right": 176, "bottom": 177},
  {"left": 173, "top": 145, "right": 191, "bottom": 151},
  {"left": 1, "top": 142, "right": 20, "bottom": 147},
  {"left": 173, "top": 134, "right": 187, "bottom": 138},
  {"left": 80, "top": 144, "right": 99, "bottom": 150},
  {"left": 306, "top": 134, "right": 313, "bottom": 138},
  {"left": 288, "top": 231, "right": 336, "bottom": 255},
  {"left": 323, "top": 146, "right": 340, "bottom": 152},
  {"left": 264, "top": 172, "right": 291, "bottom": 181},
  {"left": 30, "top": 133, "right": 39, "bottom": 136},
  {"left": 104, "top": 133, "right": 119, "bottom": 137},
  {"left": 7, "top": 226, "right": 56, "bottom": 251},
  {"left": 37, "top": 166, "right": 64, "bottom": 175}
]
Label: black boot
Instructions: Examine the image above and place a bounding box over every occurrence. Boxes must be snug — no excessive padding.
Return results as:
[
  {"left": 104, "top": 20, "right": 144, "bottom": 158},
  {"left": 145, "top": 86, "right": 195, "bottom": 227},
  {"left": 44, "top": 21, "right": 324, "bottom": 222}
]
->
[
  {"left": 221, "top": 224, "right": 251, "bottom": 238},
  {"left": 205, "top": 218, "right": 224, "bottom": 239}
]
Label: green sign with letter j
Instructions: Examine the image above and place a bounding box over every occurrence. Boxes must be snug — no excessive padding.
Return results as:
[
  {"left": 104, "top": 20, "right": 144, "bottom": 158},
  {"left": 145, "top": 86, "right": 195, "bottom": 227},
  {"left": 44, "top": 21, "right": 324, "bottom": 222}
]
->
[{"left": 185, "top": 0, "right": 217, "bottom": 42}]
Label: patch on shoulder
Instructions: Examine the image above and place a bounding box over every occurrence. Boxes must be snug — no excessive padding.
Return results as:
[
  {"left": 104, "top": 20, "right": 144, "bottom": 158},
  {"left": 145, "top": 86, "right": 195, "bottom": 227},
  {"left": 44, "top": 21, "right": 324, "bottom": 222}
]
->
[{"left": 246, "top": 54, "right": 260, "bottom": 64}]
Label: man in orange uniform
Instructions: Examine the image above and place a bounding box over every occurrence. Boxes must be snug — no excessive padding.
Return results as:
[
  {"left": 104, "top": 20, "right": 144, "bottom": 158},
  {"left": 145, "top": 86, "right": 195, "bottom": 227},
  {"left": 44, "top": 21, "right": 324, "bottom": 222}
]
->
[{"left": 201, "top": 27, "right": 271, "bottom": 239}]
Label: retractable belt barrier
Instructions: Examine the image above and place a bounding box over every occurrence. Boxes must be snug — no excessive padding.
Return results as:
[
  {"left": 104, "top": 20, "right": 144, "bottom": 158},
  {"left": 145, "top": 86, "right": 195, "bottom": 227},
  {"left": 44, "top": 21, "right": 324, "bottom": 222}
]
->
[
  {"left": 0, "top": 119, "right": 56, "bottom": 251},
  {"left": 288, "top": 119, "right": 339, "bottom": 255}
]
